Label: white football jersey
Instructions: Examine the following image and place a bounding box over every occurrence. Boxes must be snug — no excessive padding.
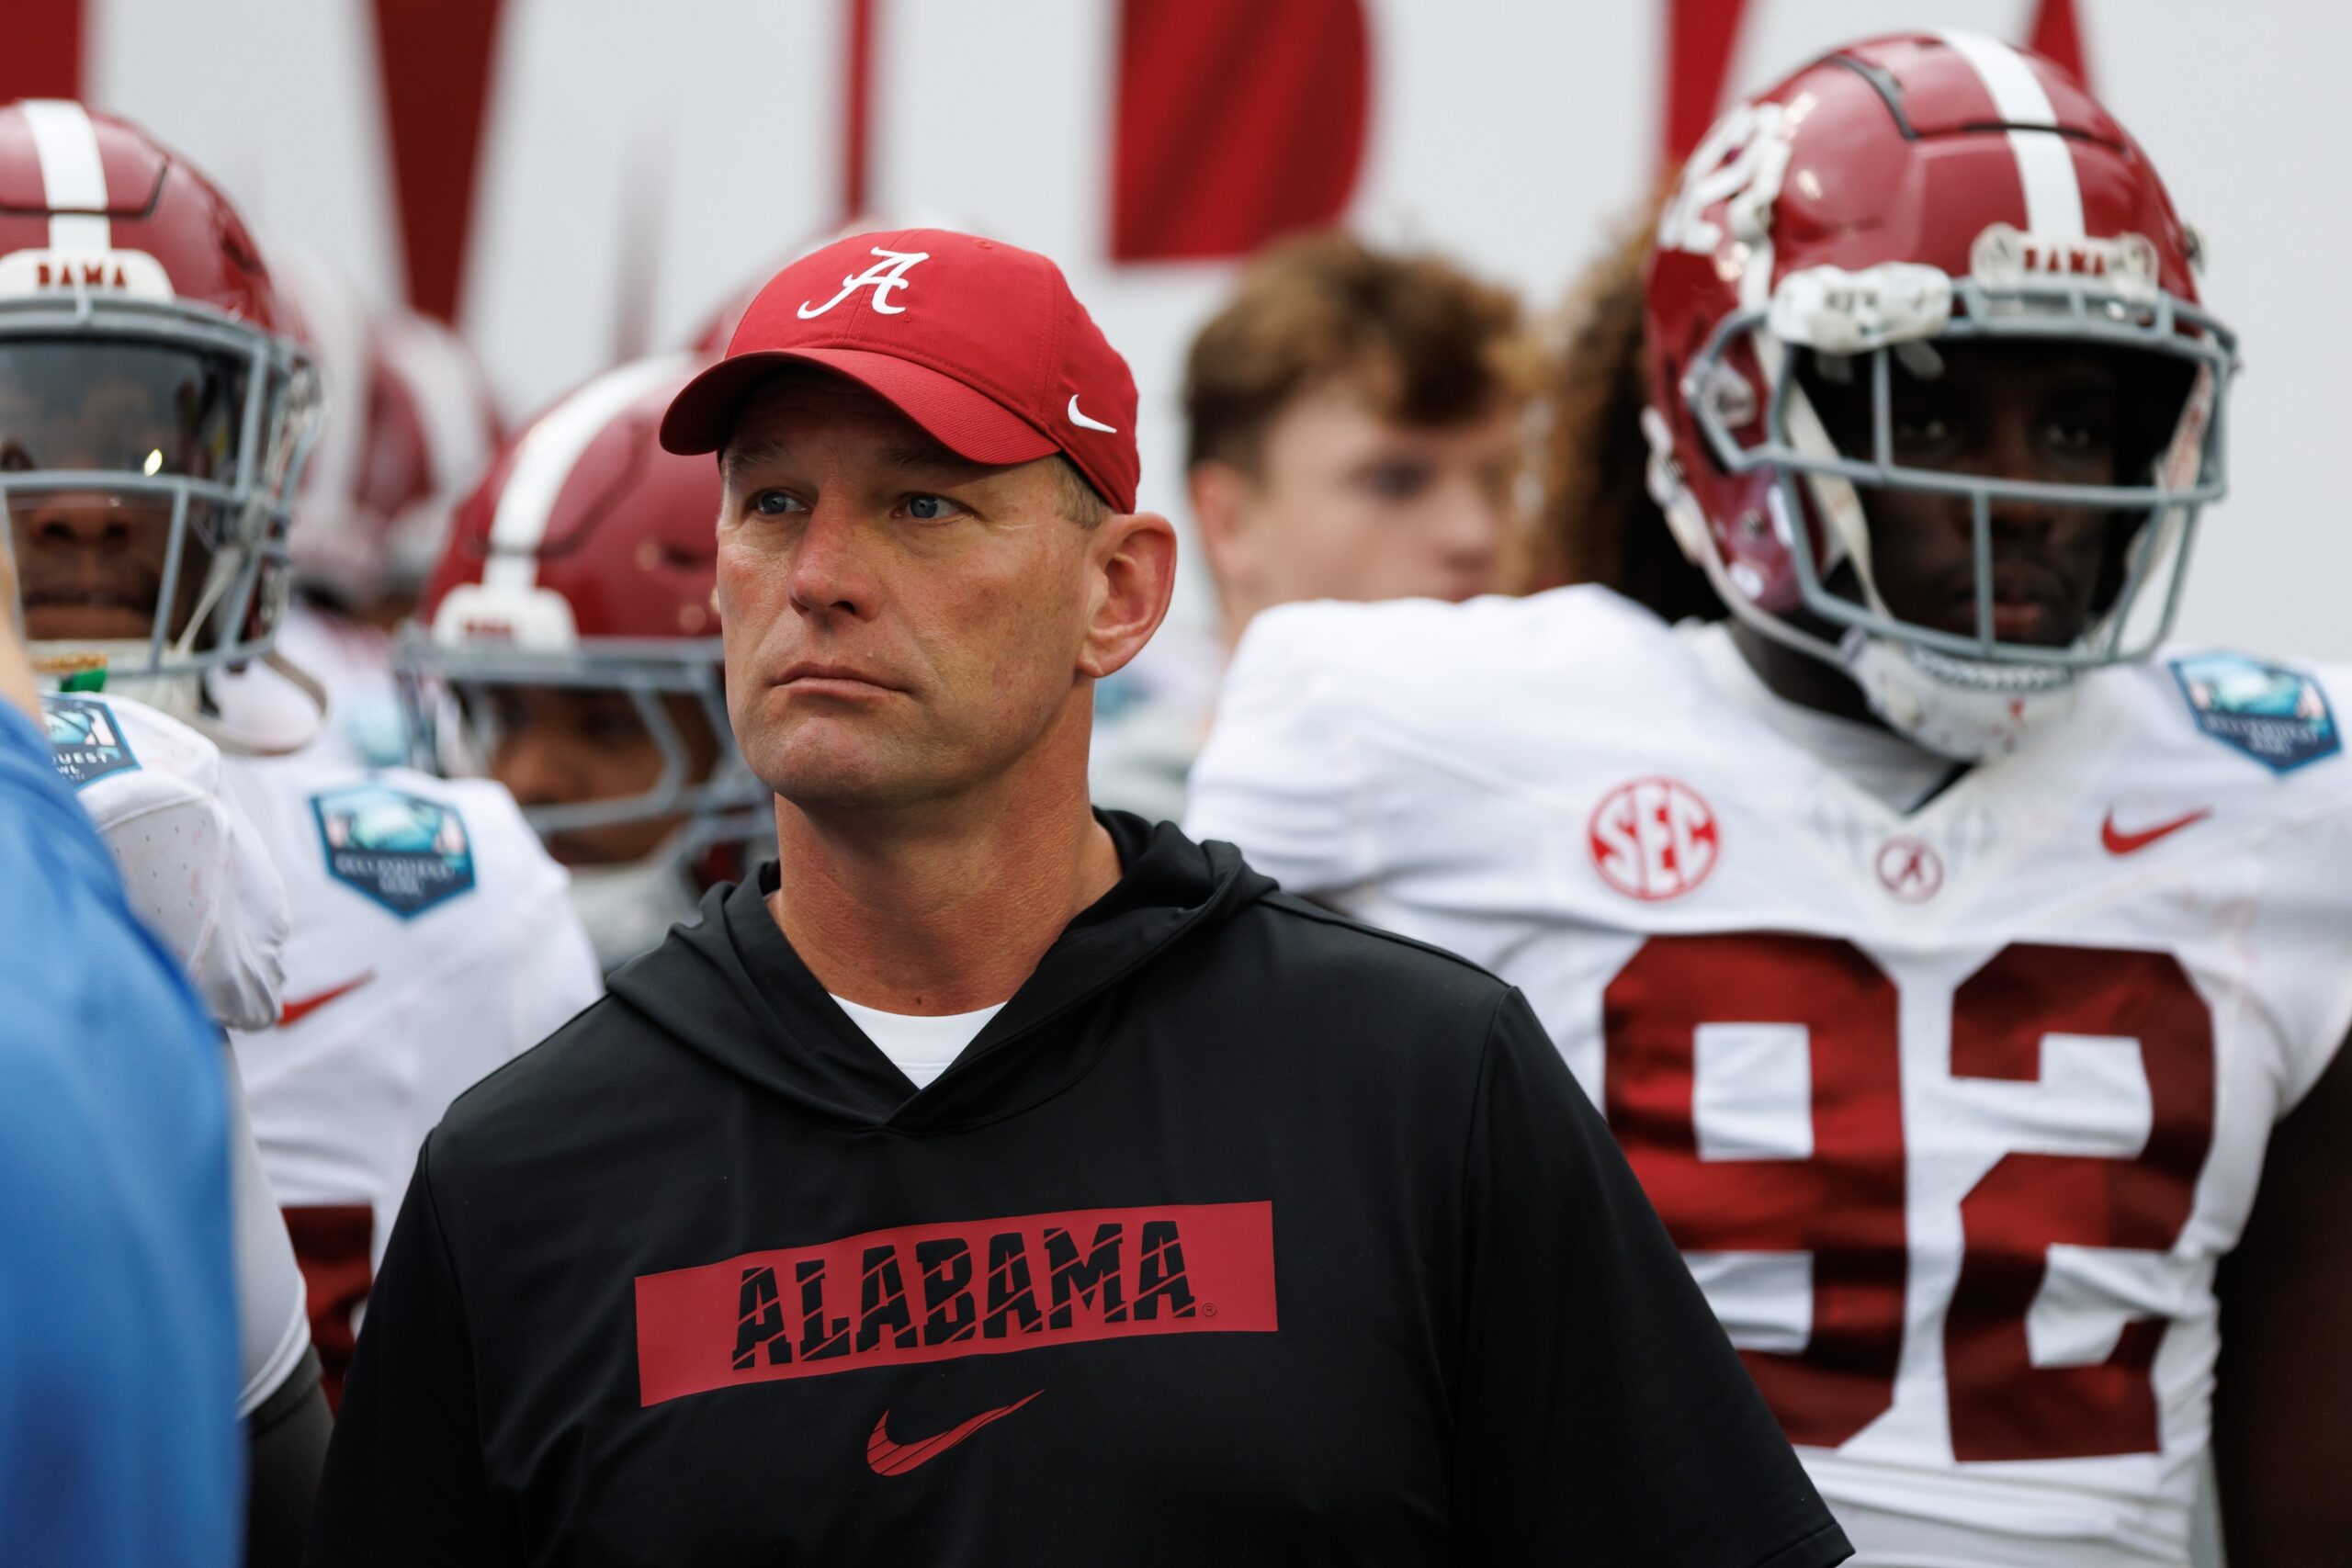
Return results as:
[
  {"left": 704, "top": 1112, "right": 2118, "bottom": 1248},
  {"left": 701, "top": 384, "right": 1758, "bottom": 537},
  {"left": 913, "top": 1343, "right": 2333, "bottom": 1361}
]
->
[
  {"left": 1189, "top": 588, "right": 2352, "bottom": 1567},
  {"left": 43, "top": 691, "right": 288, "bottom": 1032},
  {"left": 41, "top": 692, "right": 312, "bottom": 1417},
  {"left": 220, "top": 747, "right": 602, "bottom": 1399}
]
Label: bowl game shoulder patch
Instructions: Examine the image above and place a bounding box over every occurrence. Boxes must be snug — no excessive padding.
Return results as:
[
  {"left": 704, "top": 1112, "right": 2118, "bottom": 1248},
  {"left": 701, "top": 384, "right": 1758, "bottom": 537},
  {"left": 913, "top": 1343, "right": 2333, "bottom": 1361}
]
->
[
  {"left": 2171, "top": 652, "right": 2342, "bottom": 773},
  {"left": 40, "top": 694, "right": 141, "bottom": 788},
  {"left": 311, "top": 783, "right": 476, "bottom": 917}
]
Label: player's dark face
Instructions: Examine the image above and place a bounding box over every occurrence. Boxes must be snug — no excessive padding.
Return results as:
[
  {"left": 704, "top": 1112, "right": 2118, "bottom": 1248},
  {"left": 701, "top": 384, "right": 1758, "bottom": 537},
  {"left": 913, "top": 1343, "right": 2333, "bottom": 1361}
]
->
[
  {"left": 0, "top": 341, "right": 245, "bottom": 643},
  {"left": 1806, "top": 340, "right": 2129, "bottom": 649},
  {"left": 475, "top": 682, "right": 721, "bottom": 865}
]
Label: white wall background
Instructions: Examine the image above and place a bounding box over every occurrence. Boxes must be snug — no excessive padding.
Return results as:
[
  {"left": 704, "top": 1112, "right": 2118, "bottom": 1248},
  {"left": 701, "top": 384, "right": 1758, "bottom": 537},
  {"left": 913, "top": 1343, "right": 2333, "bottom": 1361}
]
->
[{"left": 78, "top": 0, "right": 2352, "bottom": 660}]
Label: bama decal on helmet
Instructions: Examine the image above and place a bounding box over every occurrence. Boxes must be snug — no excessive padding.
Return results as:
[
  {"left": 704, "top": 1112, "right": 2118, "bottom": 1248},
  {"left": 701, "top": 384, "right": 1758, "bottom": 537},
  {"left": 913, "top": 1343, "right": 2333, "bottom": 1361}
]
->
[
  {"left": 1969, "top": 225, "right": 2159, "bottom": 299},
  {"left": 0, "top": 248, "right": 175, "bottom": 301},
  {"left": 633, "top": 1201, "right": 1278, "bottom": 1404}
]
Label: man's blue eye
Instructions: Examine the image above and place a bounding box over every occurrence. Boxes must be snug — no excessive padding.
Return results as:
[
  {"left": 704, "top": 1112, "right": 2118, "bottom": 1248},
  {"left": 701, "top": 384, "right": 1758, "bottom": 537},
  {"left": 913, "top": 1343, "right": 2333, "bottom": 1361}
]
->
[
  {"left": 752, "top": 491, "right": 794, "bottom": 515},
  {"left": 908, "top": 495, "right": 952, "bottom": 520}
]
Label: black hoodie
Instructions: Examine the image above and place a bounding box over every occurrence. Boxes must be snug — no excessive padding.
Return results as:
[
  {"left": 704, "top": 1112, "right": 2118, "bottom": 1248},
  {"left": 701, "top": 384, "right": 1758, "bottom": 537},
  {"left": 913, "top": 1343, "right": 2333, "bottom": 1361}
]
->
[{"left": 308, "top": 814, "right": 1848, "bottom": 1567}]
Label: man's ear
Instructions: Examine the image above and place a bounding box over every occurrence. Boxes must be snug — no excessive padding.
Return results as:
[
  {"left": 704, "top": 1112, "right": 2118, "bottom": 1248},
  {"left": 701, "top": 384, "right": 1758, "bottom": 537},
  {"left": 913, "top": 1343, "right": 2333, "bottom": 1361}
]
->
[{"left": 1078, "top": 511, "right": 1179, "bottom": 682}]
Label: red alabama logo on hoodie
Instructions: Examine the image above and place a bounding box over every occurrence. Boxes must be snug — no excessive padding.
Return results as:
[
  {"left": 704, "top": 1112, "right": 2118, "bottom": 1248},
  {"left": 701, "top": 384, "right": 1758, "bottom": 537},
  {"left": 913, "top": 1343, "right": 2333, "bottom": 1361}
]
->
[{"left": 634, "top": 1201, "right": 1278, "bottom": 1405}]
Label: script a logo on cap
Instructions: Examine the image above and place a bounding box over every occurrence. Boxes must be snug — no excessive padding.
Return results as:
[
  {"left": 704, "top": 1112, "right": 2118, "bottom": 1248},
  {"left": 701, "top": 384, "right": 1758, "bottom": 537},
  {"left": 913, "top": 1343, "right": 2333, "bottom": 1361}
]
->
[{"left": 798, "top": 247, "right": 931, "bottom": 320}]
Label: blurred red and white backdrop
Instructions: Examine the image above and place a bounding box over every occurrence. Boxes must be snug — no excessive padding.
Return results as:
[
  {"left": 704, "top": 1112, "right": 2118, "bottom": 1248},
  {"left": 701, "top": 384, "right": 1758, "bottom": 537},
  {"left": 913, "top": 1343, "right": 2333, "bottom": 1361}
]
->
[{"left": 11, "top": 0, "right": 2344, "bottom": 655}]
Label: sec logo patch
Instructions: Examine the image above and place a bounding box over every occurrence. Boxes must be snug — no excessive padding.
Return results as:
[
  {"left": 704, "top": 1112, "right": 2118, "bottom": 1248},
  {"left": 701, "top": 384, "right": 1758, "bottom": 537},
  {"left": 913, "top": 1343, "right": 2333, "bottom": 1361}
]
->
[
  {"left": 1589, "top": 777, "right": 1718, "bottom": 901},
  {"left": 311, "top": 784, "right": 476, "bottom": 918}
]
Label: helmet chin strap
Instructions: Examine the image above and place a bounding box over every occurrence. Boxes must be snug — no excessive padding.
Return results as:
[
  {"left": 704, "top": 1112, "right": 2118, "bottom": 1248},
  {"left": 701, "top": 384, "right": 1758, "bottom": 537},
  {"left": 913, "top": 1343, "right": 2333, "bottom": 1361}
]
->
[
  {"left": 1839, "top": 632, "right": 2080, "bottom": 761},
  {"left": 199, "top": 649, "right": 328, "bottom": 758}
]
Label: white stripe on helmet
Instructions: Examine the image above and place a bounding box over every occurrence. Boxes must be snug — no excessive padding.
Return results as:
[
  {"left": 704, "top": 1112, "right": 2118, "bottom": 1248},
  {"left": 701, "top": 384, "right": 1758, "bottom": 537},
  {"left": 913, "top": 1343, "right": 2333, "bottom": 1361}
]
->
[
  {"left": 1936, "top": 31, "right": 2085, "bottom": 240},
  {"left": 483, "top": 353, "right": 695, "bottom": 592},
  {"left": 20, "top": 99, "right": 112, "bottom": 254}
]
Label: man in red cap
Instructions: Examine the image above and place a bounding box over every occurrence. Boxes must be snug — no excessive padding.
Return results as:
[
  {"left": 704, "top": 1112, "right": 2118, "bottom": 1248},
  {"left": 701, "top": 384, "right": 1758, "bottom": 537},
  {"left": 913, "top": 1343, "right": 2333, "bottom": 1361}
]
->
[{"left": 308, "top": 230, "right": 1847, "bottom": 1567}]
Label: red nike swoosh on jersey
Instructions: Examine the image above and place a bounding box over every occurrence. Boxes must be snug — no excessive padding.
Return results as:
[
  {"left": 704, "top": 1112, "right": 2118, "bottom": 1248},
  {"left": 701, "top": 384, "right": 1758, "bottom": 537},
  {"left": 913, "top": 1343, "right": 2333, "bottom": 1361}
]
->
[
  {"left": 277, "top": 971, "right": 376, "bottom": 1028},
  {"left": 2100, "top": 807, "right": 2212, "bottom": 856},
  {"left": 865, "top": 1390, "right": 1043, "bottom": 1476}
]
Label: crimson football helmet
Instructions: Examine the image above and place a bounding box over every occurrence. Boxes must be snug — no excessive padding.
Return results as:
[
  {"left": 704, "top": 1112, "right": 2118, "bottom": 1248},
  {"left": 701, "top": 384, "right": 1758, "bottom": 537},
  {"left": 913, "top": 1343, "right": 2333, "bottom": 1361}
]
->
[
  {"left": 1641, "top": 33, "right": 2234, "bottom": 757},
  {"left": 0, "top": 100, "right": 318, "bottom": 713},
  {"left": 403, "top": 352, "right": 766, "bottom": 967},
  {"left": 275, "top": 245, "right": 500, "bottom": 613}
]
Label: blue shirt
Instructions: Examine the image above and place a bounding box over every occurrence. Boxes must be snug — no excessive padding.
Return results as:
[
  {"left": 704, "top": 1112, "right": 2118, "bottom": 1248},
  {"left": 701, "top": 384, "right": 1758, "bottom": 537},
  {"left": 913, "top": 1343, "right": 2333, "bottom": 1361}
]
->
[{"left": 0, "top": 701, "right": 238, "bottom": 1565}]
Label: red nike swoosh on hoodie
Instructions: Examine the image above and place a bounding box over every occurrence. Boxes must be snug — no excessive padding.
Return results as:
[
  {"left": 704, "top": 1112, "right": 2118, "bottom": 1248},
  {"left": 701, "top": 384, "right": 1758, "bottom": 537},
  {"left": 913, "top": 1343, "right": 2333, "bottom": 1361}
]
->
[{"left": 865, "top": 1390, "right": 1043, "bottom": 1476}]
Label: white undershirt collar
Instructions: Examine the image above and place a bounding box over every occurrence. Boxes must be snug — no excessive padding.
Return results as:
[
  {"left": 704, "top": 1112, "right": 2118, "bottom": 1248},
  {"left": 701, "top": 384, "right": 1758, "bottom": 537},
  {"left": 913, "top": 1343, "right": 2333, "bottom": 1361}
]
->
[{"left": 829, "top": 993, "right": 1008, "bottom": 1090}]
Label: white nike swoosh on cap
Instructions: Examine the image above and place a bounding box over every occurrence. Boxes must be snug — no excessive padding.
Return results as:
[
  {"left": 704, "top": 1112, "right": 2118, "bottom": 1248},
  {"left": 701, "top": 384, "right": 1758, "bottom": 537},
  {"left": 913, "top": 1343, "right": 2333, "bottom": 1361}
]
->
[{"left": 1067, "top": 395, "right": 1117, "bottom": 434}]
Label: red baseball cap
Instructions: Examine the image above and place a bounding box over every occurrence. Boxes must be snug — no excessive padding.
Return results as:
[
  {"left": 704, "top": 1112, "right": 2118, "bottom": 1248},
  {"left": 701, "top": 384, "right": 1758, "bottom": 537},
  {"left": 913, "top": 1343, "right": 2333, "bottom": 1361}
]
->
[{"left": 659, "top": 227, "right": 1139, "bottom": 513}]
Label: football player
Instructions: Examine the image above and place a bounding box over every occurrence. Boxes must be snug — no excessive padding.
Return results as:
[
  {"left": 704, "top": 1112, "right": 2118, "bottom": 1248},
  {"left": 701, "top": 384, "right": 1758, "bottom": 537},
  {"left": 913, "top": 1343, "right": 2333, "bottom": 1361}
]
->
[
  {"left": 0, "top": 98, "right": 603, "bottom": 1404},
  {"left": 400, "top": 353, "right": 771, "bottom": 970},
  {"left": 1190, "top": 34, "right": 2348, "bottom": 1567},
  {"left": 42, "top": 684, "right": 327, "bottom": 1567},
  {"left": 1092, "top": 231, "right": 1541, "bottom": 821}
]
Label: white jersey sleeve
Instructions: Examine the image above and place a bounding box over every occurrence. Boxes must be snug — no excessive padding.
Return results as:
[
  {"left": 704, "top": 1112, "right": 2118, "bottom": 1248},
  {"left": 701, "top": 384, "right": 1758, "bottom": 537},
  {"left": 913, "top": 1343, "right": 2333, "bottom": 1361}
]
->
[
  {"left": 42, "top": 693, "right": 290, "bottom": 1032},
  {"left": 1185, "top": 601, "right": 1385, "bottom": 896},
  {"left": 39, "top": 692, "right": 316, "bottom": 1417}
]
